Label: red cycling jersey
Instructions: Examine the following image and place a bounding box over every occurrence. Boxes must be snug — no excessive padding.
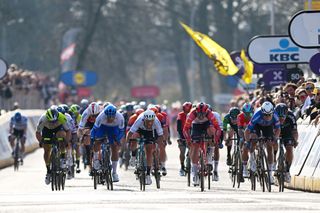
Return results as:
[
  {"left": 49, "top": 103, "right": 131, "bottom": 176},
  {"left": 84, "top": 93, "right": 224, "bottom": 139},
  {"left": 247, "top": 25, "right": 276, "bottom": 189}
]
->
[
  {"left": 237, "top": 112, "right": 251, "bottom": 129},
  {"left": 183, "top": 108, "right": 221, "bottom": 141},
  {"left": 177, "top": 112, "right": 187, "bottom": 128}
]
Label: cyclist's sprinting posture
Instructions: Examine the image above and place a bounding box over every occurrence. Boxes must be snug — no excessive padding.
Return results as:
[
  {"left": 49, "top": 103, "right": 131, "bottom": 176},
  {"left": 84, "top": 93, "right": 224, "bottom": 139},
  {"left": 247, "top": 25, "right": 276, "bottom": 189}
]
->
[
  {"left": 274, "top": 103, "right": 298, "bottom": 183},
  {"left": 77, "top": 102, "right": 101, "bottom": 174},
  {"left": 90, "top": 104, "right": 125, "bottom": 182},
  {"left": 244, "top": 101, "right": 281, "bottom": 184},
  {"left": 8, "top": 112, "right": 28, "bottom": 162},
  {"left": 237, "top": 103, "right": 254, "bottom": 178},
  {"left": 223, "top": 107, "right": 240, "bottom": 166},
  {"left": 211, "top": 107, "right": 223, "bottom": 181},
  {"left": 69, "top": 104, "right": 82, "bottom": 173},
  {"left": 183, "top": 102, "right": 221, "bottom": 186},
  {"left": 176, "top": 102, "right": 192, "bottom": 176},
  {"left": 36, "top": 108, "right": 70, "bottom": 184},
  {"left": 126, "top": 110, "right": 164, "bottom": 185},
  {"left": 126, "top": 108, "right": 145, "bottom": 166}
]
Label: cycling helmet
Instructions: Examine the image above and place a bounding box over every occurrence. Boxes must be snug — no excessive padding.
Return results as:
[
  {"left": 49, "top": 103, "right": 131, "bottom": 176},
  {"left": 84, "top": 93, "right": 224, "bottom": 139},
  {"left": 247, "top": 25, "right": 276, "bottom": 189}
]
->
[
  {"left": 14, "top": 112, "right": 22, "bottom": 121},
  {"left": 59, "top": 104, "right": 69, "bottom": 113},
  {"left": 125, "top": 103, "right": 134, "bottom": 112},
  {"left": 143, "top": 110, "right": 156, "bottom": 121},
  {"left": 80, "top": 99, "right": 89, "bottom": 109},
  {"left": 46, "top": 108, "right": 59, "bottom": 122},
  {"left": 155, "top": 105, "right": 162, "bottom": 113},
  {"left": 261, "top": 101, "right": 274, "bottom": 115},
  {"left": 57, "top": 106, "right": 66, "bottom": 114},
  {"left": 88, "top": 102, "right": 100, "bottom": 115},
  {"left": 242, "top": 103, "right": 254, "bottom": 114},
  {"left": 70, "top": 104, "right": 80, "bottom": 114},
  {"left": 149, "top": 106, "right": 159, "bottom": 114},
  {"left": 206, "top": 103, "right": 213, "bottom": 111},
  {"left": 275, "top": 103, "right": 288, "bottom": 118},
  {"left": 196, "top": 102, "right": 208, "bottom": 113},
  {"left": 104, "top": 104, "right": 117, "bottom": 118},
  {"left": 229, "top": 107, "right": 240, "bottom": 119},
  {"left": 182, "top": 102, "right": 192, "bottom": 113}
]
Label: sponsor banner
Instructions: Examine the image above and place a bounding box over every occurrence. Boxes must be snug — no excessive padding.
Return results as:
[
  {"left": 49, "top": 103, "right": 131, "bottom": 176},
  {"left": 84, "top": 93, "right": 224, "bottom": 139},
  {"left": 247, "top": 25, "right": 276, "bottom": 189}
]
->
[
  {"left": 309, "top": 53, "right": 320, "bottom": 75},
  {"left": 60, "top": 70, "right": 98, "bottom": 87},
  {"left": 289, "top": 10, "right": 320, "bottom": 48},
  {"left": 247, "top": 35, "right": 317, "bottom": 64}
]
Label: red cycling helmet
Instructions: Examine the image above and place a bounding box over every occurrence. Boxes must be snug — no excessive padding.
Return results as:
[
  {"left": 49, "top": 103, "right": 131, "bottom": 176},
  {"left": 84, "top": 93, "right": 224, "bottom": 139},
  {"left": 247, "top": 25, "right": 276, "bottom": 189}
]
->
[
  {"left": 182, "top": 102, "right": 192, "bottom": 113},
  {"left": 135, "top": 108, "right": 145, "bottom": 116},
  {"left": 196, "top": 102, "right": 208, "bottom": 114}
]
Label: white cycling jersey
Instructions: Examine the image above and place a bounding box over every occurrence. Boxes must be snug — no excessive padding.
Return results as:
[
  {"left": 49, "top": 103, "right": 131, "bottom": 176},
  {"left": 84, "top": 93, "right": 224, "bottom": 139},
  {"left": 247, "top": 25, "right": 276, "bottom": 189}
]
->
[
  {"left": 79, "top": 107, "right": 99, "bottom": 129},
  {"left": 213, "top": 111, "right": 223, "bottom": 129},
  {"left": 129, "top": 113, "right": 163, "bottom": 136},
  {"left": 65, "top": 113, "right": 77, "bottom": 133}
]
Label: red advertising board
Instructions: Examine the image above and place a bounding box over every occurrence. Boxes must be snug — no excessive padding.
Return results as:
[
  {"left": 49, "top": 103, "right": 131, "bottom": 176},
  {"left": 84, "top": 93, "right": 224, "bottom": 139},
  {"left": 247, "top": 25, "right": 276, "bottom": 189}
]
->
[
  {"left": 77, "top": 87, "right": 92, "bottom": 97},
  {"left": 131, "top": 85, "right": 160, "bottom": 98}
]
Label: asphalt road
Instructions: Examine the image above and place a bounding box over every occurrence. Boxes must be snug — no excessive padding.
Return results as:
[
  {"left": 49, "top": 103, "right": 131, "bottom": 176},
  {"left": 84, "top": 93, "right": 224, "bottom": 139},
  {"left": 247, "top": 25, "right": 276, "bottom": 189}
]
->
[{"left": 1, "top": 142, "right": 320, "bottom": 213}]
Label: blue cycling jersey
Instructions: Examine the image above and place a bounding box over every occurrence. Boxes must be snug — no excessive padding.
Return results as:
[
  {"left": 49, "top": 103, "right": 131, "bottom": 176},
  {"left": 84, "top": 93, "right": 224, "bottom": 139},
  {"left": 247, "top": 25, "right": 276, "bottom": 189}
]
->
[
  {"left": 10, "top": 116, "right": 28, "bottom": 130},
  {"left": 247, "top": 108, "right": 280, "bottom": 131}
]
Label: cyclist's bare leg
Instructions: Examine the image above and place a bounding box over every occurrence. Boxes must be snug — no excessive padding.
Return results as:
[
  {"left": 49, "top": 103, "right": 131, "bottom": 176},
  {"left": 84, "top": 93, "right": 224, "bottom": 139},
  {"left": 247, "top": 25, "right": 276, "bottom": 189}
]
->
[
  {"left": 159, "top": 141, "right": 167, "bottom": 168},
  {"left": 56, "top": 130, "right": 67, "bottom": 160},
  {"left": 178, "top": 141, "right": 186, "bottom": 170},
  {"left": 266, "top": 141, "right": 274, "bottom": 168},
  {"left": 20, "top": 136, "right": 26, "bottom": 155},
  {"left": 285, "top": 145, "right": 293, "bottom": 172},
  {"left": 8, "top": 135, "right": 15, "bottom": 150},
  {"left": 111, "top": 143, "right": 120, "bottom": 174},
  {"left": 43, "top": 144, "right": 52, "bottom": 173}
]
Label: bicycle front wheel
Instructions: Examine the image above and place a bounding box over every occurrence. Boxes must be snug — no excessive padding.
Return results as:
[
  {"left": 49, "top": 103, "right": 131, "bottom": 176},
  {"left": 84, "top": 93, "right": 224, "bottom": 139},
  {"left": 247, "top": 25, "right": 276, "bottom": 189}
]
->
[{"left": 200, "top": 152, "right": 205, "bottom": 192}]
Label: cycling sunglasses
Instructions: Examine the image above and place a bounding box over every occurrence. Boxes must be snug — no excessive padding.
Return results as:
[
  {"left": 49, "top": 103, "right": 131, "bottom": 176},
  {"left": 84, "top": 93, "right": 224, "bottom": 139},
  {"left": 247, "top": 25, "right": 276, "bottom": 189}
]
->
[{"left": 263, "top": 113, "right": 272, "bottom": 117}]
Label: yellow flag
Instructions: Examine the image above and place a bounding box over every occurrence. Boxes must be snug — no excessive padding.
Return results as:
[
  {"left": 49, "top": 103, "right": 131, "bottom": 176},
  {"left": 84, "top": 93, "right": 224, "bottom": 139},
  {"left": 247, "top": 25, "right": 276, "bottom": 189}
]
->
[
  {"left": 240, "top": 49, "right": 254, "bottom": 84},
  {"left": 180, "top": 22, "right": 239, "bottom": 76}
]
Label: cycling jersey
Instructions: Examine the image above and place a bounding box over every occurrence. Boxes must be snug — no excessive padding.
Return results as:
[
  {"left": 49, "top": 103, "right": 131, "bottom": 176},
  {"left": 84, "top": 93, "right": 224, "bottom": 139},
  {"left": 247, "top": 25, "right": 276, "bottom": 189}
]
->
[
  {"left": 237, "top": 112, "right": 251, "bottom": 129},
  {"left": 222, "top": 114, "right": 238, "bottom": 132},
  {"left": 247, "top": 109, "right": 280, "bottom": 132},
  {"left": 183, "top": 108, "right": 220, "bottom": 141},
  {"left": 79, "top": 107, "right": 98, "bottom": 129},
  {"left": 10, "top": 115, "right": 28, "bottom": 131},
  {"left": 91, "top": 111, "right": 125, "bottom": 144},
  {"left": 66, "top": 113, "right": 77, "bottom": 133},
  {"left": 127, "top": 114, "right": 138, "bottom": 132},
  {"left": 177, "top": 111, "right": 188, "bottom": 139},
  {"left": 213, "top": 112, "right": 223, "bottom": 129},
  {"left": 277, "top": 111, "right": 297, "bottom": 140},
  {"left": 129, "top": 113, "right": 164, "bottom": 136},
  {"left": 36, "top": 112, "right": 69, "bottom": 132}
]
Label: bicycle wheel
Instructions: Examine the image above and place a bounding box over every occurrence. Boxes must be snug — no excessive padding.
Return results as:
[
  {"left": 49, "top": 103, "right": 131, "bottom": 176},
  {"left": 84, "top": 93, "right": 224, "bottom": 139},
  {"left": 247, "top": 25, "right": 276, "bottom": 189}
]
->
[
  {"left": 108, "top": 168, "right": 113, "bottom": 190},
  {"left": 250, "top": 170, "right": 256, "bottom": 191},
  {"left": 51, "top": 172, "right": 55, "bottom": 191},
  {"left": 207, "top": 164, "right": 211, "bottom": 190},
  {"left": 231, "top": 153, "right": 236, "bottom": 188},
  {"left": 153, "top": 152, "right": 160, "bottom": 189},
  {"left": 277, "top": 153, "right": 285, "bottom": 192},
  {"left": 236, "top": 151, "right": 242, "bottom": 188},
  {"left": 186, "top": 156, "right": 191, "bottom": 187},
  {"left": 93, "top": 171, "right": 98, "bottom": 190},
  {"left": 14, "top": 140, "right": 20, "bottom": 171},
  {"left": 261, "top": 149, "right": 271, "bottom": 192},
  {"left": 200, "top": 152, "right": 205, "bottom": 192},
  {"left": 61, "top": 172, "right": 66, "bottom": 191}
]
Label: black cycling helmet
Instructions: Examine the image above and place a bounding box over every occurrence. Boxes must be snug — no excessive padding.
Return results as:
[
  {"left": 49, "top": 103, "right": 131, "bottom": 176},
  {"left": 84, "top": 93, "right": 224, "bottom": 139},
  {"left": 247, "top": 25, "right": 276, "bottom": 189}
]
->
[
  {"left": 60, "top": 104, "right": 69, "bottom": 113},
  {"left": 125, "top": 103, "right": 134, "bottom": 112},
  {"left": 275, "top": 103, "right": 288, "bottom": 118},
  {"left": 229, "top": 107, "right": 240, "bottom": 119},
  {"left": 57, "top": 106, "right": 66, "bottom": 114}
]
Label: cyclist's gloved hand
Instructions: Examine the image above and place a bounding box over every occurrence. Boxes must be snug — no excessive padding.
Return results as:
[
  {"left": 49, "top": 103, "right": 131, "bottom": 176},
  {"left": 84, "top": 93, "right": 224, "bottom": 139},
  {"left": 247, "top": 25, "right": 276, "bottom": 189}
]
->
[{"left": 218, "top": 142, "right": 224, "bottom": 149}]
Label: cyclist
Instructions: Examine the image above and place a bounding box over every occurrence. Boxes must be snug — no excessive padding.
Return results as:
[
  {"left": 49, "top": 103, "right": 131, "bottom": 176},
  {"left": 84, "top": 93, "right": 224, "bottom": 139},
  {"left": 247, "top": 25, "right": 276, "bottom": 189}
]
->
[
  {"left": 149, "top": 105, "right": 168, "bottom": 176},
  {"left": 244, "top": 101, "right": 281, "bottom": 184},
  {"left": 77, "top": 102, "right": 101, "bottom": 175},
  {"left": 90, "top": 104, "right": 125, "bottom": 182},
  {"left": 183, "top": 102, "right": 221, "bottom": 186},
  {"left": 119, "top": 103, "right": 135, "bottom": 168},
  {"left": 126, "top": 108, "right": 145, "bottom": 166},
  {"left": 126, "top": 110, "right": 164, "bottom": 185},
  {"left": 176, "top": 101, "right": 192, "bottom": 176},
  {"left": 274, "top": 103, "right": 298, "bottom": 183},
  {"left": 8, "top": 112, "right": 28, "bottom": 163},
  {"left": 69, "top": 104, "right": 82, "bottom": 173},
  {"left": 80, "top": 99, "right": 89, "bottom": 114},
  {"left": 223, "top": 107, "right": 241, "bottom": 166},
  {"left": 36, "top": 108, "right": 70, "bottom": 184},
  {"left": 209, "top": 105, "right": 223, "bottom": 181},
  {"left": 237, "top": 103, "right": 254, "bottom": 178}
]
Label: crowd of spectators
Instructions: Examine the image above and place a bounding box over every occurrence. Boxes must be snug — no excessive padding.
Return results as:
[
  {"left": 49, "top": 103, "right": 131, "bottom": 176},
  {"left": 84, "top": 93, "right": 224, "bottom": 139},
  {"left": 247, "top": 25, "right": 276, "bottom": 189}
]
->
[
  {"left": 230, "top": 75, "right": 320, "bottom": 124},
  {"left": 0, "top": 64, "right": 58, "bottom": 112}
]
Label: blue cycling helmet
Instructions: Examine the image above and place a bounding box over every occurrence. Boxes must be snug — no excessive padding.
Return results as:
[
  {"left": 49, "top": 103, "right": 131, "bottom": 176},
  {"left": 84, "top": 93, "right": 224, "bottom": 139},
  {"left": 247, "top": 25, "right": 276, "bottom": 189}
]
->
[
  {"left": 14, "top": 112, "right": 22, "bottom": 121},
  {"left": 104, "top": 104, "right": 117, "bottom": 118},
  {"left": 242, "top": 103, "right": 254, "bottom": 114},
  {"left": 57, "top": 106, "right": 66, "bottom": 114}
]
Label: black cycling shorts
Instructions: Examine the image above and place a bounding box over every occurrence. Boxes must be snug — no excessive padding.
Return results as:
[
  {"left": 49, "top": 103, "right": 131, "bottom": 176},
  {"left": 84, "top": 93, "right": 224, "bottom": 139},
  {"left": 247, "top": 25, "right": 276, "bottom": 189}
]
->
[
  {"left": 13, "top": 129, "right": 24, "bottom": 138},
  {"left": 85, "top": 121, "right": 95, "bottom": 129},
  {"left": 42, "top": 125, "right": 64, "bottom": 144},
  {"left": 137, "top": 128, "right": 158, "bottom": 145},
  {"left": 191, "top": 121, "right": 210, "bottom": 142},
  {"left": 252, "top": 124, "right": 274, "bottom": 138}
]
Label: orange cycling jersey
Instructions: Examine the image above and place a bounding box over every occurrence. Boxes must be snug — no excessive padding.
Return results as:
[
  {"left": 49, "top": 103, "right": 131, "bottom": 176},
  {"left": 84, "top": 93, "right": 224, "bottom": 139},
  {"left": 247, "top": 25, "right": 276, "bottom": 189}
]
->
[
  {"left": 237, "top": 112, "right": 251, "bottom": 129},
  {"left": 127, "top": 114, "right": 139, "bottom": 133}
]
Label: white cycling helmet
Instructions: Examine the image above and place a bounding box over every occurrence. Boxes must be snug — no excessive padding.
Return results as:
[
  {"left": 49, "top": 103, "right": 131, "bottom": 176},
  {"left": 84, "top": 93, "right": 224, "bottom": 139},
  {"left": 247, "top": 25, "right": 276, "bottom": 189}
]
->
[
  {"left": 261, "top": 101, "right": 274, "bottom": 115},
  {"left": 88, "top": 102, "right": 100, "bottom": 115},
  {"left": 143, "top": 110, "right": 156, "bottom": 121}
]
